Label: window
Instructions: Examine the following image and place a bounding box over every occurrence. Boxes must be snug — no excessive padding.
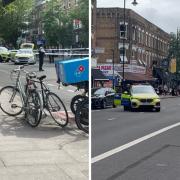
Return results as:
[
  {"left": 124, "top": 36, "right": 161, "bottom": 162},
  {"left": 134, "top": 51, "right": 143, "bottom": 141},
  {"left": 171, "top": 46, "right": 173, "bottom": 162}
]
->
[
  {"left": 146, "top": 35, "right": 148, "bottom": 46},
  {"left": 120, "top": 47, "right": 125, "bottom": 56},
  {"left": 120, "top": 23, "right": 127, "bottom": 39},
  {"left": 132, "top": 50, "right": 135, "bottom": 58},
  {"left": 120, "top": 47, "right": 127, "bottom": 62},
  {"left": 132, "top": 28, "right": 136, "bottom": 41},
  {"left": 141, "top": 32, "right": 144, "bottom": 44},
  {"left": 138, "top": 30, "right": 141, "bottom": 43}
]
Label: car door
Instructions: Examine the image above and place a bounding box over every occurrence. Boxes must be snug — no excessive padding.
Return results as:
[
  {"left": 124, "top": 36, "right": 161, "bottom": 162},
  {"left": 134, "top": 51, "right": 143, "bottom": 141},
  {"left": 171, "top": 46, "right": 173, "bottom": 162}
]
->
[{"left": 106, "top": 89, "right": 115, "bottom": 106}]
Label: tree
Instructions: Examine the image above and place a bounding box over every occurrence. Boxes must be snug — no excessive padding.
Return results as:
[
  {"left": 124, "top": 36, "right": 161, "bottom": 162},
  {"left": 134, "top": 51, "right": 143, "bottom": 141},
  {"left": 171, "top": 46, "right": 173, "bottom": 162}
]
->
[
  {"left": 168, "top": 31, "right": 180, "bottom": 71},
  {"left": 70, "top": 0, "right": 89, "bottom": 47},
  {"left": 0, "top": 0, "right": 34, "bottom": 47},
  {"left": 42, "top": 0, "right": 73, "bottom": 48}
]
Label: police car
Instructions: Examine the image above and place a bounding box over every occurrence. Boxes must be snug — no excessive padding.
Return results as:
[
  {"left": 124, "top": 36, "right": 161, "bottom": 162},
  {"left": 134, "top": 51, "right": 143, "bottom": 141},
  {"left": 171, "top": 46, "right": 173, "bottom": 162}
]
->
[{"left": 121, "top": 84, "right": 160, "bottom": 112}]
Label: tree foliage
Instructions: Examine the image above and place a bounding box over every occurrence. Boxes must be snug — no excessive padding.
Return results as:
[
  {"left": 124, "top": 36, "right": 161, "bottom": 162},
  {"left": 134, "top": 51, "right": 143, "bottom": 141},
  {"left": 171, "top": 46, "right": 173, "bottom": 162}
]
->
[
  {"left": 42, "top": 0, "right": 73, "bottom": 48},
  {"left": 168, "top": 32, "right": 180, "bottom": 71},
  {"left": 43, "top": 0, "right": 89, "bottom": 48},
  {"left": 0, "top": 0, "right": 34, "bottom": 47},
  {"left": 70, "top": 0, "right": 89, "bottom": 47}
]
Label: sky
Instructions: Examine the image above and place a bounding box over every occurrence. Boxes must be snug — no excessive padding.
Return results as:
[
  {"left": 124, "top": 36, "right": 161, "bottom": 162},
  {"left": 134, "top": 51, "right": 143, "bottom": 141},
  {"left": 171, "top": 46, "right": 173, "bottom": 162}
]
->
[{"left": 97, "top": 0, "right": 180, "bottom": 34}]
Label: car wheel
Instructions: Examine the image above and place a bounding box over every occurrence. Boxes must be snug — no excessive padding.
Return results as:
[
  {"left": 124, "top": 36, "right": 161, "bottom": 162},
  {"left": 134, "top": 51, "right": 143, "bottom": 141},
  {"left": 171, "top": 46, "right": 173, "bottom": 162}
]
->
[
  {"left": 155, "top": 107, "right": 160, "bottom": 112},
  {"left": 113, "top": 104, "right": 116, "bottom": 108},
  {"left": 101, "top": 100, "right": 106, "bottom": 109}
]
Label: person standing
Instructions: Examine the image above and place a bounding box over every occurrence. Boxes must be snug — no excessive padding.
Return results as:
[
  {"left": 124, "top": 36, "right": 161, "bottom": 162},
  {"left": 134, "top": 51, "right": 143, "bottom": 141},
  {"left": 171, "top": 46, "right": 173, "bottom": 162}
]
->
[{"left": 39, "top": 46, "right": 45, "bottom": 71}]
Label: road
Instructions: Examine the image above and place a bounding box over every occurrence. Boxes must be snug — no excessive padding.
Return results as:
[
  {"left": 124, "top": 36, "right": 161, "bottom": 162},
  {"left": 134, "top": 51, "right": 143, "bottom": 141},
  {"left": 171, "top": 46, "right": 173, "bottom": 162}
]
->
[
  {"left": 92, "top": 97, "right": 180, "bottom": 180},
  {"left": 0, "top": 62, "right": 81, "bottom": 110}
]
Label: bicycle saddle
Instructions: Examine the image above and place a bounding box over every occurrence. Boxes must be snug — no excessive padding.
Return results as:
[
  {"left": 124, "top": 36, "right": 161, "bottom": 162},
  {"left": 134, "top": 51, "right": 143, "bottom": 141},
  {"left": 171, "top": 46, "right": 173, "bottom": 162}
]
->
[
  {"left": 37, "top": 75, "right": 46, "bottom": 81},
  {"left": 27, "top": 72, "right": 36, "bottom": 79}
]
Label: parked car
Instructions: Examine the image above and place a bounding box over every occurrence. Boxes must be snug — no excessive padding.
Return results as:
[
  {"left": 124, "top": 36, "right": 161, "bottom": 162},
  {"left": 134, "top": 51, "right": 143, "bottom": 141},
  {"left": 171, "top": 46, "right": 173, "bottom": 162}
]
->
[
  {"left": 121, "top": 84, "right": 161, "bottom": 112},
  {"left": 0, "top": 47, "right": 11, "bottom": 62},
  {"left": 14, "top": 49, "right": 36, "bottom": 64},
  {"left": 9, "top": 50, "right": 18, "bottom": 62},
  {"left": 91, "top": 87, "right": 116, "bottom": 109},
  {"left": 20, "top": 43, "right": 34, "bottom": 50}
]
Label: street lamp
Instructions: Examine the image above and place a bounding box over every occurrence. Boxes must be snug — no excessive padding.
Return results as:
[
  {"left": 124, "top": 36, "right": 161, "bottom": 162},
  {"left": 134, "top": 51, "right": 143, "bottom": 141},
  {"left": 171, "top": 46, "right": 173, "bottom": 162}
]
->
[
  {"left": 112, "top": 49, "right": 115, "bottom": 89},
  {"left": 122, "top": 0, "right": 138, "bottom": 89}
]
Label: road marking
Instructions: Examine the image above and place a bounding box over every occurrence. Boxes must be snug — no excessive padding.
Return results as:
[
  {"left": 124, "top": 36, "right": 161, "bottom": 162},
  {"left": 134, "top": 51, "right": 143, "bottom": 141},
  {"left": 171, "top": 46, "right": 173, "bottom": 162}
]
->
[
  {"left": 67, "top": 90, "right": 74, "bottom": 92},
  {"left": 91, "top": 121, "right": 180, "bottom": 164},
  {"left": 92, "top": 110, "right": 100, "bottom": 112},
  {"left": 107, "top": 118, "right": 116, "bottom": 121}
]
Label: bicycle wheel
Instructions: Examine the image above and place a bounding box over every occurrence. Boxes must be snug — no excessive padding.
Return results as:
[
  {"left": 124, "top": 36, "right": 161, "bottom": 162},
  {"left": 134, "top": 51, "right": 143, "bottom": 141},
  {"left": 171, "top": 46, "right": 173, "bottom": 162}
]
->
[
  {"left": 25, "top": 90, "right": 42, "bottom": 127},
  {"left": 75, "top": 98, "right": 89, "bottom": 134},
  {"left": 0, "top": 86, "right": 23, "bottom": 116},
  {"left": 46, "top": 92, "right": 68, "bottom": 127},
  {"left": 70, "top": 95, "right": 86, "bottom": 114}
]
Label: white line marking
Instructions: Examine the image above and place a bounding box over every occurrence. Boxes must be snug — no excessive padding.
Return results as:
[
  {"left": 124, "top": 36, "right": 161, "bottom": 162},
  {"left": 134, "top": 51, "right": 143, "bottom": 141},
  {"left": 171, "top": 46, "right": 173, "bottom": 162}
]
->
[
  {"left": 91, "top": 121, "right": 180, "bottom": 164},
  {"left": 107, "top": 118, "right": 116, "bottom": 121},
  {"left": 67, "top": 90, "right": 74, "bottom": 92},
  {"left": 92, "top": 110, "right": 101, "bottom": 112}
]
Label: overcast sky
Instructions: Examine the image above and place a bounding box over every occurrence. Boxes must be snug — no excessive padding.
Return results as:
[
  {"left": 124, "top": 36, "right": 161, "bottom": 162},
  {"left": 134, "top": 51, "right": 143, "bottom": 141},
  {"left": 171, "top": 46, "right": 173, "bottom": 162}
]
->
[{"left": 97, "top": 0, "right": 180, "bottom": 34}]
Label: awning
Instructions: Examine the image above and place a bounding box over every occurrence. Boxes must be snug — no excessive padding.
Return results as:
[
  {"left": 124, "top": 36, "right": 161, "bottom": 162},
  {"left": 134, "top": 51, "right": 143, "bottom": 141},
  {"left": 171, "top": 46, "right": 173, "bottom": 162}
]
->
[
  {"left": 91, "top": 68, "right": 109, "bottom": 81},
  {"left": 119, "top": 72, "right": 155, "bottom": 81}
]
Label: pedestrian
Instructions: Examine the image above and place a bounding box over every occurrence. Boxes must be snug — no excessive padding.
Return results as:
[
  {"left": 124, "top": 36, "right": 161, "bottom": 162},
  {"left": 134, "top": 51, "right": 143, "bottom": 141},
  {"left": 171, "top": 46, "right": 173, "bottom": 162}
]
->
[{"left": 38, "top": 45, "right": 45, "bottom": 71}]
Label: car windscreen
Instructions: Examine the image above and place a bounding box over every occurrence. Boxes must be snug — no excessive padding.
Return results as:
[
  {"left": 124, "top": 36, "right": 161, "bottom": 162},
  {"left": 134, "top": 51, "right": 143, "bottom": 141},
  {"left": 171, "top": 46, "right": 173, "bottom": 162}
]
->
[
  {"left": 131, "top": 86, "right": 155, "bottom": 94},
  {"left": 0, "top": 47, "right": 8, "bottom": 52},
  {"left": 17, "top": 49, "right": 32, "bottom": 54},
  {"left": 92, "top": 88, "right": 106, "bottom": 96}
]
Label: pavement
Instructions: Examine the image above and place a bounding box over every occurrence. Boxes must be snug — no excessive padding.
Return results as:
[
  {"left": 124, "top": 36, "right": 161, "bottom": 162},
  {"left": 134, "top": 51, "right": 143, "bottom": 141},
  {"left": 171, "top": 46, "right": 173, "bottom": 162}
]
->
[
  {"left": 0, "top": 62, "right": 89, "bottom": 180},
  {"left": 92, "top": 98, "right": 180, "bottom": 180}
]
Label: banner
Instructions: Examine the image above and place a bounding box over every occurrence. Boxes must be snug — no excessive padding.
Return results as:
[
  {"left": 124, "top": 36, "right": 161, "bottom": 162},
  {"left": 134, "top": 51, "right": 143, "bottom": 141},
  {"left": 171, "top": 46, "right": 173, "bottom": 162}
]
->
[
  {"left": 169, "top": 58, "right": 176, "bottom": 73},
  {"left": 97, "top": 63, "right": 146, "bottom": 75}
]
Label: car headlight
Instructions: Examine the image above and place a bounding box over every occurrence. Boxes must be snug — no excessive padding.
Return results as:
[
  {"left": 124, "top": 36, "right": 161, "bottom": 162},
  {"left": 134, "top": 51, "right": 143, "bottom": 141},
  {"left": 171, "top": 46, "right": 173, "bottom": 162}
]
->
[{"left": 131, "top": 98, "right": 138, "bottom": 101}]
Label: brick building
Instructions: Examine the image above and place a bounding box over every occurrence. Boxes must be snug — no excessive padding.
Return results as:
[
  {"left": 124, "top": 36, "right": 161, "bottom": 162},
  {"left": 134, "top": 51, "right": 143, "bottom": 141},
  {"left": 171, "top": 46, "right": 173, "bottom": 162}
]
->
[{"left": 95, "top": 8, "right": 170, "bottom": 79}]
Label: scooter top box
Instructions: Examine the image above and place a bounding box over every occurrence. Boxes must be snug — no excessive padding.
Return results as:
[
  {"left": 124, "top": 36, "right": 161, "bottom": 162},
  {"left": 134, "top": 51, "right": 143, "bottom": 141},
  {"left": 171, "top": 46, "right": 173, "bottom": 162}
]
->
[{"left": 55, "top": 57, "right": 89, "bottom": 85}]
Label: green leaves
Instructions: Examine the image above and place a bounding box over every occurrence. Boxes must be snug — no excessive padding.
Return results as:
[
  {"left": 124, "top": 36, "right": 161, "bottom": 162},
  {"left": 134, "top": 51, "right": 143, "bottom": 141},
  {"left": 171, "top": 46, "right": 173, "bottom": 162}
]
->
[{"left": 0, "top": 0, "right": 34, "bottom": 47}]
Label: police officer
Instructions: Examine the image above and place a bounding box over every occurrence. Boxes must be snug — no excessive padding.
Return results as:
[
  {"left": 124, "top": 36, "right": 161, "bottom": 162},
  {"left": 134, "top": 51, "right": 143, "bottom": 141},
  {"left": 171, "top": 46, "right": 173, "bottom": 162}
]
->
[{"left": 39, "top": 46, "right": 45, "bottom": 71}]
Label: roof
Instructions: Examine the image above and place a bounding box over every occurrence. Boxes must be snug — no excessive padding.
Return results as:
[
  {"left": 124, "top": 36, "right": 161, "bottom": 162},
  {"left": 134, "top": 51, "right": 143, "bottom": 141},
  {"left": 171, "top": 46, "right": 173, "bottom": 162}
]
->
[{"left": 92, "top": 68, "right": 109, "bottom": 81}]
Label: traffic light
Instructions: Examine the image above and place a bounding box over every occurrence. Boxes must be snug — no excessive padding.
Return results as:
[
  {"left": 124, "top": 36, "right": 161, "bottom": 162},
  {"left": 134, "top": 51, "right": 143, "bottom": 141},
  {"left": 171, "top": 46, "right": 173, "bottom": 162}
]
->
[{"left": 2, "top": 0, "right": 15, "bottom": 6}]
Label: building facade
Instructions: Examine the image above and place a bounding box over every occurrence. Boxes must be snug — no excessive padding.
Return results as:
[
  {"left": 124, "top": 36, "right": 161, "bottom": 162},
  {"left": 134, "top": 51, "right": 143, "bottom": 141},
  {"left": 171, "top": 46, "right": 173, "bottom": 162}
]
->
[{"left": 95, "top": 8, "right": 170, "bottom": 75}]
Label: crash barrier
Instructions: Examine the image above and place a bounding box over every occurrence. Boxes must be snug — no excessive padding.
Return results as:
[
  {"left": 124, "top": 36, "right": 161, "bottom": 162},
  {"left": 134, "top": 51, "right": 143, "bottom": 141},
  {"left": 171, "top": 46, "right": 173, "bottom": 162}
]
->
[{"left": 34, "top": 48, "right": 89, "bottom": 56}]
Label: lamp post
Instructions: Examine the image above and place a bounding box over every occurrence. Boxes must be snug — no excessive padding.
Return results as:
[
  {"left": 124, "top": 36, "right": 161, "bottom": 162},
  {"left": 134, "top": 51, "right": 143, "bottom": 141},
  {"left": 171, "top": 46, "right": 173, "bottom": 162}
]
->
[
  {"left": 122, "top": 0, "right": 138, "bottom": 89},
  {"left": 112, "top": 49, "right": 115, "bottom": 89}
]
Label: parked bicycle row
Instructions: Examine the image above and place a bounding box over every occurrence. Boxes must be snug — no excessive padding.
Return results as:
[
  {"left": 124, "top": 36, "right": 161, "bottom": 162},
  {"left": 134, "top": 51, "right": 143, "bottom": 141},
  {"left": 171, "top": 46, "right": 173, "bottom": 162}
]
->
[{"left": 0, "top": 65, "right": 89, "bottom": 134}]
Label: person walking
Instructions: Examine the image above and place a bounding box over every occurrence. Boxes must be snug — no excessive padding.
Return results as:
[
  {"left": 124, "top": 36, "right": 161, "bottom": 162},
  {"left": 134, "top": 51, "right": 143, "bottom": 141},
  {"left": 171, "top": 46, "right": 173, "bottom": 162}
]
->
[{"left": 39, "top": 46, "right": 45, "bottom": 71}]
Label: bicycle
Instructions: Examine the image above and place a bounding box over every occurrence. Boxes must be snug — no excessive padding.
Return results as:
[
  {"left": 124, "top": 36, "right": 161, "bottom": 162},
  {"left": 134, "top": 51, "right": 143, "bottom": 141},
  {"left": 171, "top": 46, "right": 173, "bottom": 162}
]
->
[
  {"left": 75, "top": 96, "right": 89, "bottom": 134},
  {"left": 30, "top": 75, "right": 68, "bottom": 127},
  {"left": 0, "top": 65, "right": 43, "bottom": 127},
  {"left": 70, "top": 90, "right": 88, "bottom": 114}
]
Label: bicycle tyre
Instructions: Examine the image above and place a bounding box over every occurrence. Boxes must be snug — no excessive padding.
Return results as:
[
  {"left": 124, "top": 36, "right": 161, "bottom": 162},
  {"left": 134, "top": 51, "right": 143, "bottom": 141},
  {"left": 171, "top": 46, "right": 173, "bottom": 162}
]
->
[
  {"left": 75, "top": 98, "right": 89, "bottom": 134},
  {"left": 0, "top": 86, "right": 23, "bottom": 116},
  {"left": 25, "top": 90, "right": 42, "bottom": 127},
  {"left": 46, "top": 92, "right": 68, "bottom": 127},
  {"left": 70, "top": 95, "right": 86, "bottom": 114}
]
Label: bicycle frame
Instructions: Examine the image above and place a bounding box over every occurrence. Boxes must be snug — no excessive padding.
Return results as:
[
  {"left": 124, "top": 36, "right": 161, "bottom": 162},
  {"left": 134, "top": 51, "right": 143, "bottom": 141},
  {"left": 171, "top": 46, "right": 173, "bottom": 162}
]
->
[{"left": 12, "top": 70, "right": 27, "bottom": 106}]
